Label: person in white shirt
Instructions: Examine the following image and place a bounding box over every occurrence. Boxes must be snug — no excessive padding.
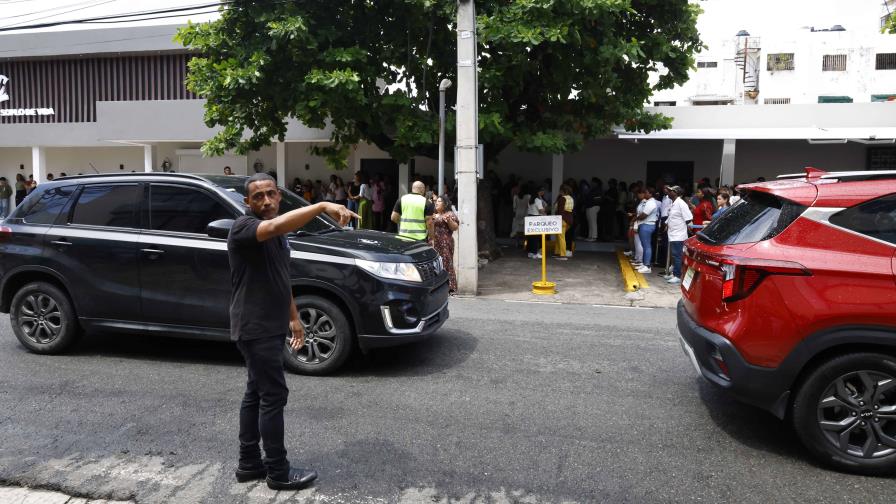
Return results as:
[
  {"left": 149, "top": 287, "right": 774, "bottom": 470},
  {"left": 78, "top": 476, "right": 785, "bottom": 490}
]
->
[
  {"left": 526, "top": 187, "right": 548, "bottom": 259},
  {"left": 664, "top": 185, "right": 693, "bottom": 284},
  {"left": 633, "top": 188, "right": 658, "bottom": 274}
]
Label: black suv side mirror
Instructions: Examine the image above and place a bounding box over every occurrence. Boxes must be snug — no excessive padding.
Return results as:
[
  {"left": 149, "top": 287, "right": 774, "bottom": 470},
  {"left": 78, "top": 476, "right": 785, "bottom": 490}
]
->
[{"left": 207, "top": 219, "right": 234, "bottom": 239}]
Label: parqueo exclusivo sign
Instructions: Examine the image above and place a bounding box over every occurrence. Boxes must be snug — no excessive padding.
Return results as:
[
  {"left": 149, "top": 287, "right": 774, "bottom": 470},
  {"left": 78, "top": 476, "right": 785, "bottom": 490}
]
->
[{"left": 524, "top": 215, "right": 563, "bottom": 235}]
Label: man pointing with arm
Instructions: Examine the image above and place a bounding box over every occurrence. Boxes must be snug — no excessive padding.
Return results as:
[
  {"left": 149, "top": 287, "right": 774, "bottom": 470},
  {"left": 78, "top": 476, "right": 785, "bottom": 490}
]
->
[{"left": 229, "top": 173, "right": 356, "bottom": 490}]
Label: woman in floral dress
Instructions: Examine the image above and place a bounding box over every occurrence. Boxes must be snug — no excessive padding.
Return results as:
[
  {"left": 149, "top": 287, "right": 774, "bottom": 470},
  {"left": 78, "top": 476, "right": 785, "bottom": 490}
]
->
[{"left": 430, "top": 195, "right": 460, "bottom": 294}]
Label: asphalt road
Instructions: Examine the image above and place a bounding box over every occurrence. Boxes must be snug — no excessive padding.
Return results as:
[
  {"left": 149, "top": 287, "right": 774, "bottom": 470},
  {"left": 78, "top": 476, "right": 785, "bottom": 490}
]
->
[{"left": 0, "top": 299, "right": 888, "bottom": 503}]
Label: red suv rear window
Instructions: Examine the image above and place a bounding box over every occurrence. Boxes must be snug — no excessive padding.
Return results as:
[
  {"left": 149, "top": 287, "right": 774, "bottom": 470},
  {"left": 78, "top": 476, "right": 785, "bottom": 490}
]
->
[{"left": 698, "top": 191, "right": 806, "bottom": 245}]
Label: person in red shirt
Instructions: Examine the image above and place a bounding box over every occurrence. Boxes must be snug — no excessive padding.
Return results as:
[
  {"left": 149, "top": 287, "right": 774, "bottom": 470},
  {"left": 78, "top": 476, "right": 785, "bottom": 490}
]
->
[{"left": 690, "top": 187, "right": 715, "bottom": 226}]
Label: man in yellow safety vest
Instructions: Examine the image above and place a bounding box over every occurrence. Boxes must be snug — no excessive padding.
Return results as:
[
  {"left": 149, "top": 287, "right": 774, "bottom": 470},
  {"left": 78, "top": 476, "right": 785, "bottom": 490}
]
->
[{"left": 391, "top": 181, "right": 434, "bottom": 241}]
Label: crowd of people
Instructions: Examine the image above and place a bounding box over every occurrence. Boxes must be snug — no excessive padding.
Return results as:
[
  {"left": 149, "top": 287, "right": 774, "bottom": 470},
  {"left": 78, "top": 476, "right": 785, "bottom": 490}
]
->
[
  {"left": 0, "top": 172, "right": 66, "bottom": 219},
  {"left": 489, "top": 172, "right": 751, "bottom": 283}
]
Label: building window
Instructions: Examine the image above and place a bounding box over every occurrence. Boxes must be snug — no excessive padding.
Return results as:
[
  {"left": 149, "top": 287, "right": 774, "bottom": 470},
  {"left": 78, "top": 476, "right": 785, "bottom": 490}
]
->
[
  {"left": 696, "top": 61, "right": 718, "bottom": 68},
  {"left": 876, "top": 53, "right": 896, "bottom": 70},
  {"left": 653, "top": 101, "right": 676, "bottom": 106},
  {"left": 767, "top": 53, "right": 795, "bottom": 71},
  {"left": 822, "top": 54, "right": 847, "bottom": 71},
  {"left": 818, "top": 95, "right": 853, "bottom": 103},
  {"left": 764, "top": 98, "right": 791, "bottom": 105}
]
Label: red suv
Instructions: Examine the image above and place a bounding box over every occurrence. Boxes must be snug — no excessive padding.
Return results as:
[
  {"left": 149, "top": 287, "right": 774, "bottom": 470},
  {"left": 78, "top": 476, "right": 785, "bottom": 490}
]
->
[{"left": 678, "top": 167, "right": 896, "bottom": 475}]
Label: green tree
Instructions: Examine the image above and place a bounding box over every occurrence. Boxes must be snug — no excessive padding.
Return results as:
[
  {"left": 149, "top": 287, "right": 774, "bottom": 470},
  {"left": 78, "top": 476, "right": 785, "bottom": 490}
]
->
[
  {"left": 885, "top": 13, "right": 896, "bottom": 34},
  {"left": 177, "top": 0, "right": 701, "bottom": 254}
]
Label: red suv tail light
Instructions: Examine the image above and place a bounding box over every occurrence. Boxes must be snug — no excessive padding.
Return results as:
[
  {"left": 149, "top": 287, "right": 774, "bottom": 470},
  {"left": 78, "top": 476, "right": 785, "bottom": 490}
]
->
[
  {"left": 720, "top": 258, "right": 811, "bottom": 302},
  {"left": 0, "top": 226, "right": 12, "bottom": 242}
]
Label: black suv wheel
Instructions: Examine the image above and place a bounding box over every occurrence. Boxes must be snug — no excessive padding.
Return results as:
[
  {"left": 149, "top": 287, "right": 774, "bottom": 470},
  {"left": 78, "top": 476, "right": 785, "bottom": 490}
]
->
[
  {"left": 283, "top": 295, "right": 354, "bottom": 375},
  {"left": 792, "top": 352, "right": 896, "bottom": 475},
  {"left": 10, "top": 281, "right": 80, "bottom": 354}
]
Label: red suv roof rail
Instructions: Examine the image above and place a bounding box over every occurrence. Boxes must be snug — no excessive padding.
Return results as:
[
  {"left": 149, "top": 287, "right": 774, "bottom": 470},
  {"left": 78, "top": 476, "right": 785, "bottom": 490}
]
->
[
  {"left": 803, "top": 167, "right": 827, "bottom": 180},
  {"left": 776, "top": 167, "right": 828, "bottom": 180}
]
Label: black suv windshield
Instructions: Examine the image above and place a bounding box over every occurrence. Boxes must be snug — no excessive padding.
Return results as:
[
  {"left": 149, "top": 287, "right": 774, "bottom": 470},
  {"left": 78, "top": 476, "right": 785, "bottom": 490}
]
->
[
  {"left": 698, "top": 190, "right": 806, "bottom": 245},
  {"left": 202, "top": 175, "right": 340, "bottom": 235}
]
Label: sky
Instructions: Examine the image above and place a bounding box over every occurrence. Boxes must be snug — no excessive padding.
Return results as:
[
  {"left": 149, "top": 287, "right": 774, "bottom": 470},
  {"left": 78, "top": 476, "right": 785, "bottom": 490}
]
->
[{"left": 0, "top": 0, "right": 888, "bottom": 35}]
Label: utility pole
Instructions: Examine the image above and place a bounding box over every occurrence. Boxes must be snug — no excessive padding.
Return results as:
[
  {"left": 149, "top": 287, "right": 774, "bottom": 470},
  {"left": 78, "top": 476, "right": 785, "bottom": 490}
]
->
[
  {"left": 455, "top": 0, "right": 479, "bottom": 296},
  {"left": 438, "top": 78, "right": 452, "bottom": 197}
]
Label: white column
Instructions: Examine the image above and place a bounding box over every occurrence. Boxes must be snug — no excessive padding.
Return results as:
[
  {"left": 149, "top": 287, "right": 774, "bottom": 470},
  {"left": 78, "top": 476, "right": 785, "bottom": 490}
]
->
[
  {"left": 31, "top": 147, "right": 46, "bottom": 183},
  {"left": 455, "top": 0, "right": 479, "bottom": 296},
  {"left": 719, "top": 139, "right": 736, "bottom": 186},
  {"left": 275, "top": 142, "right": 287, "bottom": 185},
  {"left": 143, "top": 145, "right": 154, "bottom": 173},
  {"left": 398, "top": 162, "right": 410, "bottom": 196},
  {"left": 551, "top": 154, "right": 563, "bottom": 202}
]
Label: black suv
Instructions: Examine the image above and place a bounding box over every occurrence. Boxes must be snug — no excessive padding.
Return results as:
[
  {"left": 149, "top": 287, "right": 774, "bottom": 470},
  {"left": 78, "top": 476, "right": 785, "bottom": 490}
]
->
[{"left": 0, "top": 173, "right": 449, "bottom": 374}]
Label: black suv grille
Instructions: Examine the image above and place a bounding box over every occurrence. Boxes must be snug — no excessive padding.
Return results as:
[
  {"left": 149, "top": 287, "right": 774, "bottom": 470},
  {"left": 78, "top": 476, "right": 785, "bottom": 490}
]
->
[{"left": 416, "top": 257, "right": 443, "bottom": 281}]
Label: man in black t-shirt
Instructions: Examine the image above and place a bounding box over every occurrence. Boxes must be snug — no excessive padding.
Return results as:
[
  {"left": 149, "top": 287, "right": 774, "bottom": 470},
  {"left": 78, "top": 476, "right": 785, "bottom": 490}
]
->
[{"left": 229, "top": 173, "right": 356, "bottom": 491}]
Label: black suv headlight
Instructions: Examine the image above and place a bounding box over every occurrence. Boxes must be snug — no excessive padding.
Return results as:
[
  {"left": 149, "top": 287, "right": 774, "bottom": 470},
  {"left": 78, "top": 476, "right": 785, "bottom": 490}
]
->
[{"left": 355, "top": 259, "right": 422, "bottom": 283}]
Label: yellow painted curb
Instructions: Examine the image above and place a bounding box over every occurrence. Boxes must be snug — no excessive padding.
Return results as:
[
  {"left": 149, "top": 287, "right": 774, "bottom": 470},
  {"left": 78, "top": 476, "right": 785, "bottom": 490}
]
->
[{"left": 616, "top": 250, "right": 649, "bottom": 292}]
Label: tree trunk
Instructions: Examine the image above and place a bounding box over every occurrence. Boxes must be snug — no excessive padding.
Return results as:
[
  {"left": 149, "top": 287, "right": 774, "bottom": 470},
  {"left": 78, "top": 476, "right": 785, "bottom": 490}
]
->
[{"left": 476, "top": 177, "right": 502, "bottom": 260}]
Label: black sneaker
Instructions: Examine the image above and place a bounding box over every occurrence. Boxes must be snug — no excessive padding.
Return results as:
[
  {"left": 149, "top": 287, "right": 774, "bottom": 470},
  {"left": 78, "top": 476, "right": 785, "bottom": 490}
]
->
[
  {"left": 234, "top": 465, "right": 266, "bottom": 483},
  {"left": 266, "top": 467, "right": 318, "bottom": 490}
]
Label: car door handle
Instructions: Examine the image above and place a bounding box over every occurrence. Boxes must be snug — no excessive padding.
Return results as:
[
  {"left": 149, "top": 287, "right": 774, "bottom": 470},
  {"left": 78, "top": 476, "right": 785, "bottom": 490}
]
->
[
  {"left": 50, "top": 240, "right": 72, "bottom": 247},
  {"left": 140, "top": 248, "right": 165, "bottom": 257}
]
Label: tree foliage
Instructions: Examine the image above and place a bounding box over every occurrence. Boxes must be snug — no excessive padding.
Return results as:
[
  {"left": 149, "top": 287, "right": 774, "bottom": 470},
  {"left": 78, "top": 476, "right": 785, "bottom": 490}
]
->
[{"left": 177, "top": 0, "right": 702, "bottom": 168}]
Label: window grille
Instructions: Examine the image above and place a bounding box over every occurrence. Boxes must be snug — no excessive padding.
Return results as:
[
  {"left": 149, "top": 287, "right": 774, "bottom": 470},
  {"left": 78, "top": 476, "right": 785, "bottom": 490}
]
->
[
  {"left": 767, "top": 53, "right": 794, "bottom": 71},
  {"left": 877, "top": 53, "right": 896, "bottom": 70},
  {"left": 822, "top": 54, "right": 847, "bottom": 71}
]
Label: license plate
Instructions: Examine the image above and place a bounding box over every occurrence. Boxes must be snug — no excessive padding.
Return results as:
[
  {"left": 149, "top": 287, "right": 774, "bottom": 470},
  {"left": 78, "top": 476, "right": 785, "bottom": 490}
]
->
[
  {"left": 679, "top": 336, "right": 703, "bottom": 376},
  {"left": 682, "top": 267, "right": 696, "bottom": 291}
]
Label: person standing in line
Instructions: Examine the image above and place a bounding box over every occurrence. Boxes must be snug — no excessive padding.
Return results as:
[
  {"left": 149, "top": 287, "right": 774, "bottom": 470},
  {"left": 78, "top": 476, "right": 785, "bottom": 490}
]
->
[
  {"left": 357, "top": 172, "right": 373, "bottom": 229},
  {"left": 712, "top": 192, "right": 731, "bottom": 220},
  {"left": 0, "top": 178, "right": 11, "bottom": 218},
  {"left": 370, "top": 174, "right": 385, "bottom": 231},
  {"left": 585, "top": 177, "right": 602, "bottom": 242},
  {"left": 526, "top": 187, "right": 548, "bottom": 259},
  {"left": 664, "top": 186, "right": 692, "bottom": 284},
  {"left": 510, "top": 182, "right": 529, "bottom": 239},
  {"left": 690, "top": 187, "right": 715, "bottom": 227},
  {"left": 229, "top": 173, "right": 356, "bottom": 490},
  {"left": 333, "top": 176, "right": 348, "bottom": 207},
  {"left": 13, "top": 173, "right": 24, "bottom": 202},
  {"left": 346, "top": 172, "right": 361, "bottom": 227},
  {"left": 430, "top": 195, "right": 460, "bottom": 294},
  {"left": 553, "top": 185, "right": 574, "bottom": 260},
  {"left": 391, "top": 181, "right": 434, "bottom": 241},
  {"left": 633, "top": 187, "right": 658, "bottom": 274}
]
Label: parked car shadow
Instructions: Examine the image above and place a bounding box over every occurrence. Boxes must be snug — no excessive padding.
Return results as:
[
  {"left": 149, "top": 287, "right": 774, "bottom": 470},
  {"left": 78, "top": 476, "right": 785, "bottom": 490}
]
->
[
  {"left": 61, "top": 327, "right": 477, "bottom": 377},
  {"left": 695, "top": 379, "right": 821, "bottom": 467}
]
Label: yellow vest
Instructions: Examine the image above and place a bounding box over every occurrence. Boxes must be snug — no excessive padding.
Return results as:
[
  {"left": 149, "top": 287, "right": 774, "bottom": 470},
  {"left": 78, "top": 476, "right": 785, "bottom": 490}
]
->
[{"left": 398, "top": 193, "right": 428, "bottom": 240}]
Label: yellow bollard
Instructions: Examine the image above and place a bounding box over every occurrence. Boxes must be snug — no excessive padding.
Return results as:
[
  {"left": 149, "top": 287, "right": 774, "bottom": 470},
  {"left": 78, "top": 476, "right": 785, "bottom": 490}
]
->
[{"left": 531, "top": 233, "right": 557, "bottom": 295}]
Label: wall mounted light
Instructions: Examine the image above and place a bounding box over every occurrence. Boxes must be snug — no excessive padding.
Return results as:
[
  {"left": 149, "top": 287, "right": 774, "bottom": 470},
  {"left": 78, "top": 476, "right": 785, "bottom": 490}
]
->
[
  {"left": 19, "top": 164, "right": 24, "bottom": 170},
  {"left": 119, "top": 164, "right": 124, "bottom": 170},
  {"left": 305, "top": 163, "right": 310, "bottom": 171}
]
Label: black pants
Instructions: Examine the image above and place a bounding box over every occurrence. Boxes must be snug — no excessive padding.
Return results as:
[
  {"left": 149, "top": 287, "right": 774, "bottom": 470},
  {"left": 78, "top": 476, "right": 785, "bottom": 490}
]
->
[{"left": 236, "top": 335, "right": 290, "bottom": 479}]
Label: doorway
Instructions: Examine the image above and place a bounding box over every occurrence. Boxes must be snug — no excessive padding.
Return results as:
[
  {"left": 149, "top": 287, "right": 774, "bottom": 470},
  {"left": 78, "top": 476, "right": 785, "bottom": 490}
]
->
[
  {"left": 646, "top": 161, "right": 694, "bottom": 190},
  {"left": 360, "top": 158, "right": 400, "bottom": 232}
]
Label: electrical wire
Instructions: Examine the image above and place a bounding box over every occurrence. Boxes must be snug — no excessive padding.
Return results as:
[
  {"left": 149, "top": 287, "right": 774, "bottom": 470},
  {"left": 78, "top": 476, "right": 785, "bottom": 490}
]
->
[
  {"left": 0, "top": 0, "right": 119, "bottom": 28},
  {"left": 0, "top": 1, "right": 232, "bottom": 31},
  {"left": 0, "top": 0, "right": 114, "bottom": 20},
  {"left": 83, "top": 8, "right": 222, "bottom": 24}
]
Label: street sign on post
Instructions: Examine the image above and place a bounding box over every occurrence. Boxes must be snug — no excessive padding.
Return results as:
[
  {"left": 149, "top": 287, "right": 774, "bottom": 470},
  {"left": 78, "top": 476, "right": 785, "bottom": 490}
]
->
[{"left": 524, "top": 215, "right": 562, "bottom": 295}]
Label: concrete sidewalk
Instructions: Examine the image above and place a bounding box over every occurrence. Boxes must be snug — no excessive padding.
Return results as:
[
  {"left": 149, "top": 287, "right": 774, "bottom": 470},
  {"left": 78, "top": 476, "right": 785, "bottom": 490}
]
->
[
  {"left": 0, "top": 486, "right": 131, "bottom": 504},
  {"left": 476, "top": 243, "right": 682, "bottom": 308}
]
